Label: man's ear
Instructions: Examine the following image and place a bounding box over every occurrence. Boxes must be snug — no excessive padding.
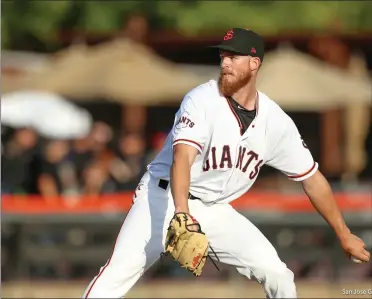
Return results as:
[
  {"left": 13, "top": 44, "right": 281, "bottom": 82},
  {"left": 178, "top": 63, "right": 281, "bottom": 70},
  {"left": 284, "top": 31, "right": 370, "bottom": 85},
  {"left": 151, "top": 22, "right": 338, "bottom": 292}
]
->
[{"left": 249, "top": 57, "right": 260, "bottom": 73}]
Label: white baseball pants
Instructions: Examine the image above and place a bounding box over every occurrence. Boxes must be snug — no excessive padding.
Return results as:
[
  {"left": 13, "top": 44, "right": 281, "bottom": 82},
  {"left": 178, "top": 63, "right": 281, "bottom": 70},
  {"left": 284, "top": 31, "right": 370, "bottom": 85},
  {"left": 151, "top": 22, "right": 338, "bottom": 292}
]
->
[{"left": 82, "top": 172, "right": 297, "bottom": 298}]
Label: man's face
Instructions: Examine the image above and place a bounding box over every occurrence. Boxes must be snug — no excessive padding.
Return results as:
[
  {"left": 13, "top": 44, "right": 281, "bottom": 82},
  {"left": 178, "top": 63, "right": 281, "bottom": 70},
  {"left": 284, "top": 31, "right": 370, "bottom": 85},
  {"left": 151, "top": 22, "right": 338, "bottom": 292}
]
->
[{"left": 218, "top": 51, "right": 254, "bottom": 96}]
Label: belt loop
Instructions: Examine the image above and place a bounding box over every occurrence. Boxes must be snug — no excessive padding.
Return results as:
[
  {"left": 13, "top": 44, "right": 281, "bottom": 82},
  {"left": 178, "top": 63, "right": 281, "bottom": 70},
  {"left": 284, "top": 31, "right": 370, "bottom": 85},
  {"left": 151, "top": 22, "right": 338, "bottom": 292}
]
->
[{"left": 158, "top": 179, "right": 169, "bottom": 190}]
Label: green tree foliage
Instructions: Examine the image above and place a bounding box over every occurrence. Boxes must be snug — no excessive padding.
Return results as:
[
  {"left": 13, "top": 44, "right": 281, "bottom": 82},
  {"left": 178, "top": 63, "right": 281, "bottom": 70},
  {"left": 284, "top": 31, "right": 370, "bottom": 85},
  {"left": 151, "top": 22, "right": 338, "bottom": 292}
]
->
[
  {"left": 2, "top": 0, "right": 73, "bottom": 50},
  {"left": 156, "top": 1, "right": 372, "bottom": 35},
  {"left": 2, "top": 1, "right": 371, "bottom": 50}
]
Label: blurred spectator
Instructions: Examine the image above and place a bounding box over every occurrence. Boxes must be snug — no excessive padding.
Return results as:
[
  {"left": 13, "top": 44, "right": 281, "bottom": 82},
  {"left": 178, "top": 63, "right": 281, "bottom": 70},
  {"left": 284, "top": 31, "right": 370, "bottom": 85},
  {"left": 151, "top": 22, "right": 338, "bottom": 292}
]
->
[
  {"left": 1, "top": 128, "right": 38, "bottom": 194},
  {"left": 89, "top": 121, "right": 113, "bottom": 154},
  {"left": 82, "top": 162, "right": 116, "bottom": 196},
  {"left": 38, "top": 140, "right": 79, "bottom": 198},
  {"left": 69, "top": 136, "right": 94, "bottom": 185},
  {"left": 89, "top": 121, "right": 117, "bottom": 174},
  {"left": 109, "top": 132, "right": 147, "bottom": 190},
  {"left": 69, "top": 121, "right": 115, "bottom": 183},
  {"left": 146, "top": 131, "right": 168, "bottom": 164},
  {"left": 1, "top": 121, "right": 155, "bottom": 196}
]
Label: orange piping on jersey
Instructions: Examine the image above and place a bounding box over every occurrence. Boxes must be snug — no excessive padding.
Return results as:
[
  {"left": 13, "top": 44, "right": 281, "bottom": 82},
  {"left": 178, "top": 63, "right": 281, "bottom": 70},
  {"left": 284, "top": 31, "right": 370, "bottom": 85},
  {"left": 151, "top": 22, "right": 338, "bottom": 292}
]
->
[
  {"left": 254, "top": 91, "right": 259, "bottom": 118},
  {"left": 224, "top": 91, "right": 259, "bottom": 135},
  {"left": 288, "top": 161, "right": 317, "bottom": 179},
  {"left": 173, "top": 138, "right": 203, "bottom": 152},
  {"left": 225, "top": 97, "right": 243, "bottom": 135}
]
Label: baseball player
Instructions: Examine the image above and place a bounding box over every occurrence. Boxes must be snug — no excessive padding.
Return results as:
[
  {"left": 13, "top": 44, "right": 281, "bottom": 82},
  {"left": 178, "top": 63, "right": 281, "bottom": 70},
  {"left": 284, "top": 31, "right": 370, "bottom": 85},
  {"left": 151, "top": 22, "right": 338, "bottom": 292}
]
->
[{"left": 82, "top": 28, "right": 370, "bottom": 298}]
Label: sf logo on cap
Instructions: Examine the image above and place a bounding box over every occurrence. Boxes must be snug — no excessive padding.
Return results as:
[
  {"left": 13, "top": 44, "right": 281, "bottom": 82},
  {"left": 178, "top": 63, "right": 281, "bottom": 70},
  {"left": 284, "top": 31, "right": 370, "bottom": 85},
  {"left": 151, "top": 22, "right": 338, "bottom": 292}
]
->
[{"left": 224, "top": 29, "right": 234, "bottom": 41}]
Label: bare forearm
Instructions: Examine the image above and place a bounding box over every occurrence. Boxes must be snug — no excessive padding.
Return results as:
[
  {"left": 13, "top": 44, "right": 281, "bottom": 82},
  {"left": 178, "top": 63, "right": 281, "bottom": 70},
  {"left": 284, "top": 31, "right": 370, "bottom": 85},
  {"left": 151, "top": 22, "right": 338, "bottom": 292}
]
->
[
  {"left": 170, "top": 155, "right": 191, "bottom": 213},
  {"left": 302, "top": 170, "right": 350, "bottom": 239}
]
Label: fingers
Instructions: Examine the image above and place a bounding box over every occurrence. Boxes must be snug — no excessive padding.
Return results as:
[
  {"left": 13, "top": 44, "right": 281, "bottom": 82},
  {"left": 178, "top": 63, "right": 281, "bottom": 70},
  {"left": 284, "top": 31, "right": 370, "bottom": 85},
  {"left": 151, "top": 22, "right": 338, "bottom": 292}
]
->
[
  {"left": 355, "top": 238, "right": 370, "bottom": 261},
  {"left": 362, "top": 249, "right": 370, "bottom": 261},
  {"left": 354, "top": 237, "right": 366, "bottom": 248},
  {"left": 358, "top": 238, "right": 366, "bottom": 247},
  {"left": 359, "top": 254, "right": 369, "bottom": 263},
  {"left": 352, "top": 250, "right": 370, "bottom": 263}
]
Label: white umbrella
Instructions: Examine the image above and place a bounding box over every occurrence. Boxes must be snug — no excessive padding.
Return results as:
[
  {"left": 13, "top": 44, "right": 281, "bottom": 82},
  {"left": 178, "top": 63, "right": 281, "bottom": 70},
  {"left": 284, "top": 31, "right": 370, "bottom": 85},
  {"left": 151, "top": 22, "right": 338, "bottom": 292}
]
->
[{"left": 1, "top": 91, "right": 92, "bottom": 139}]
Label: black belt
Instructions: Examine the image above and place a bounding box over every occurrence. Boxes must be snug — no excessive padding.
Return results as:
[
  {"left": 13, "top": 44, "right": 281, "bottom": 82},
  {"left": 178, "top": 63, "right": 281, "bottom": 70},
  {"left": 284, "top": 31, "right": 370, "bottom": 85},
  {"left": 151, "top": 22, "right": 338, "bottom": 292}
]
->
[{"left": 158, "top": 179, "right": 200, "bottom": 200}]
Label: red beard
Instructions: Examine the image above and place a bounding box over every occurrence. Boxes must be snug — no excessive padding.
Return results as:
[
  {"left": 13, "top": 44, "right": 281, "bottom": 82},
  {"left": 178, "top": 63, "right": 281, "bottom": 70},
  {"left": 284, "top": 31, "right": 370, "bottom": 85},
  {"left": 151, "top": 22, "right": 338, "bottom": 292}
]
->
[{"left": 218, "top": 70, "right": 251, "bottom": 97}]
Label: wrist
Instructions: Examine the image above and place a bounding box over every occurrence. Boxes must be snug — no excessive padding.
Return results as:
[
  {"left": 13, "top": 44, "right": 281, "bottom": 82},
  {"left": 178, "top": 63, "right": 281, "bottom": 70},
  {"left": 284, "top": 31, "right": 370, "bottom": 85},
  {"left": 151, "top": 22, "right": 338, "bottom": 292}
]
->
[
  {"left": 335, "top": 225, "right": 351, "bottom": 241},
  {"left": 175, "top": 206, "right": 190, "bottom": 214}
]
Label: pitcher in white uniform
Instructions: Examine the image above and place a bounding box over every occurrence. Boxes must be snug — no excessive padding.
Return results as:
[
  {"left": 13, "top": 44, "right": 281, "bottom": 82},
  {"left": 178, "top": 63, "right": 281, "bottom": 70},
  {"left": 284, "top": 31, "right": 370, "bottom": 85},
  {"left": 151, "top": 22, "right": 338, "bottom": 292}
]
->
[{"left": 83, "top": 28, "right": 370, "bottom": 298}]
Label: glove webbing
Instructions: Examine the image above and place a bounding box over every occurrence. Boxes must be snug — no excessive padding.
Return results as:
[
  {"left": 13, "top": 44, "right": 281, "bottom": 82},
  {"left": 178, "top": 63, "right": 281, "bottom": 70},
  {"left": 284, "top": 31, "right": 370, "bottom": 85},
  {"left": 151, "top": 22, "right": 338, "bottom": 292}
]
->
[
  {"left": 184, "top": 220, "right": 220, "bottom": 272},
  {"left": 206, "top": 243, "right": 220, "bottom": 271}
]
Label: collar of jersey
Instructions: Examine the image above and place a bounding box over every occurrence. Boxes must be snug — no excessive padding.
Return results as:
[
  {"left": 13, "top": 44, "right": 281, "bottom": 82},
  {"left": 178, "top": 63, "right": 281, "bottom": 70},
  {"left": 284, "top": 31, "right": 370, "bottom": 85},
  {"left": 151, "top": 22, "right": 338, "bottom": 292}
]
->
[
  {"left": 227, "top": 96, "right": 256, "bottom": 114},
  {"left": 226, "top": 91, "right": 259, "bottom": 117}
]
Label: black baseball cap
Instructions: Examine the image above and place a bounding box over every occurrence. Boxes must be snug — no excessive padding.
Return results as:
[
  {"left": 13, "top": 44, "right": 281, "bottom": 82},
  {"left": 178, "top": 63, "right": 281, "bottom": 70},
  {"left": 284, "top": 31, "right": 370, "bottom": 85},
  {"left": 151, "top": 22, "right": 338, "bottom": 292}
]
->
[{"left": 211, "top": 28, "right": 265, "bottom": 62}]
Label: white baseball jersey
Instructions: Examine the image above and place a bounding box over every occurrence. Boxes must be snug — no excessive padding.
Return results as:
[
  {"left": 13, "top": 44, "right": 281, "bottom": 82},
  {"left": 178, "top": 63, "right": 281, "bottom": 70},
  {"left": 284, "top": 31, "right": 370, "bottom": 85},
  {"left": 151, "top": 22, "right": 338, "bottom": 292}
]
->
[{"left": 147, "top": 80, "right": 318, "bottom": 204}]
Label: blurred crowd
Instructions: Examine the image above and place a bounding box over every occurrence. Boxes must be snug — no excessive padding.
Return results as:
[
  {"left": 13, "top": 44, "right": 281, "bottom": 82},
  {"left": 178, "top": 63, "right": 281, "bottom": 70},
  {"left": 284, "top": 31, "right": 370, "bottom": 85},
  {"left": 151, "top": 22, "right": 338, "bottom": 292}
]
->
[
  {"left": 2, "top": 119, "right": 372, "bottom": 197},
  {"left": 1, "top": 122, "right": 167, "bottom": 197}
]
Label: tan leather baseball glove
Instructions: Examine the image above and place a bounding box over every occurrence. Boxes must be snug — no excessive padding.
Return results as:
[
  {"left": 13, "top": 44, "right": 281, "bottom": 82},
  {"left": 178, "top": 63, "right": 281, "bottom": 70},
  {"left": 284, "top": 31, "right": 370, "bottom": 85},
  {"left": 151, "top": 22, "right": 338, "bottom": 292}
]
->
[{"left": 164, "top": 212, "right": 210, "bottom": 276}]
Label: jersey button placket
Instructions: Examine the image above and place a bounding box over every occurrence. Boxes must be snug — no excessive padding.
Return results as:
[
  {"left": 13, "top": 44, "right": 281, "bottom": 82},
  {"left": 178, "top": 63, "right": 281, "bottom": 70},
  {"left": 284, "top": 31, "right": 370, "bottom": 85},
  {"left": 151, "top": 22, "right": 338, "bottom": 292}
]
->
[{"left": 216, "top": 138, "right": 242, "bottom": 201}]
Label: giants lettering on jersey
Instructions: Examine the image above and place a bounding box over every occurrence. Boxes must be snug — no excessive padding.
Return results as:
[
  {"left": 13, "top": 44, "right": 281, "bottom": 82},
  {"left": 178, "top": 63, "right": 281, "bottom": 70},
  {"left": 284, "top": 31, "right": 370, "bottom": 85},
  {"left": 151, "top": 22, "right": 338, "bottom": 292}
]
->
[
  {"left": 203, "top": 145, "right": 263, "bottom": 179},
  {"left": 175, "top": 111, "right": 195, "bottom": 130}
]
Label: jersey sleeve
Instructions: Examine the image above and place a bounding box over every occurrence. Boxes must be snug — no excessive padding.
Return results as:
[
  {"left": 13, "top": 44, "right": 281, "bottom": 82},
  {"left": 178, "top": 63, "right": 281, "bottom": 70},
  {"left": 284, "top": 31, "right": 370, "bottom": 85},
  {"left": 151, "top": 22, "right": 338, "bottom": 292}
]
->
[
  {"left": 266, "top": 117, "right": 318, "bottom": 182},
  {"left": 171, "top": 95, "right": 209, "bottom": 154}
]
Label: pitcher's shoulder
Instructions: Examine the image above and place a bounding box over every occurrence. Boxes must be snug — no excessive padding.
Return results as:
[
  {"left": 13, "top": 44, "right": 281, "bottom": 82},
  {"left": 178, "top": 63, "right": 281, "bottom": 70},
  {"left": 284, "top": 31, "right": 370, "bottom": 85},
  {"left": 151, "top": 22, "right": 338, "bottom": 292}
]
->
[
  {"left": 185, "top": 80, "right": 219, "bottom": 100},
  {"left": 258, "top": 91, "right": 289, "bottom": 118},
  {"left": 181, "top": 80, "right": 220, "bottom": 108},
  {"left": 258, "top": 91, "right": 295, "bottom": 135}
]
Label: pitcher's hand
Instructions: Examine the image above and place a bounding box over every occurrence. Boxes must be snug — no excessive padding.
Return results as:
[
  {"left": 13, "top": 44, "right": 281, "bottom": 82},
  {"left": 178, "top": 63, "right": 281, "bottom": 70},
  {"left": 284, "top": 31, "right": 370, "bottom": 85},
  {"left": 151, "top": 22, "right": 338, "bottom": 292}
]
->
[
  {"left": 174, "top": 207, "right": 200, "bottom": 232},
  {"left": 340, "top": 233, "right": 370, "bottom": 263}
]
